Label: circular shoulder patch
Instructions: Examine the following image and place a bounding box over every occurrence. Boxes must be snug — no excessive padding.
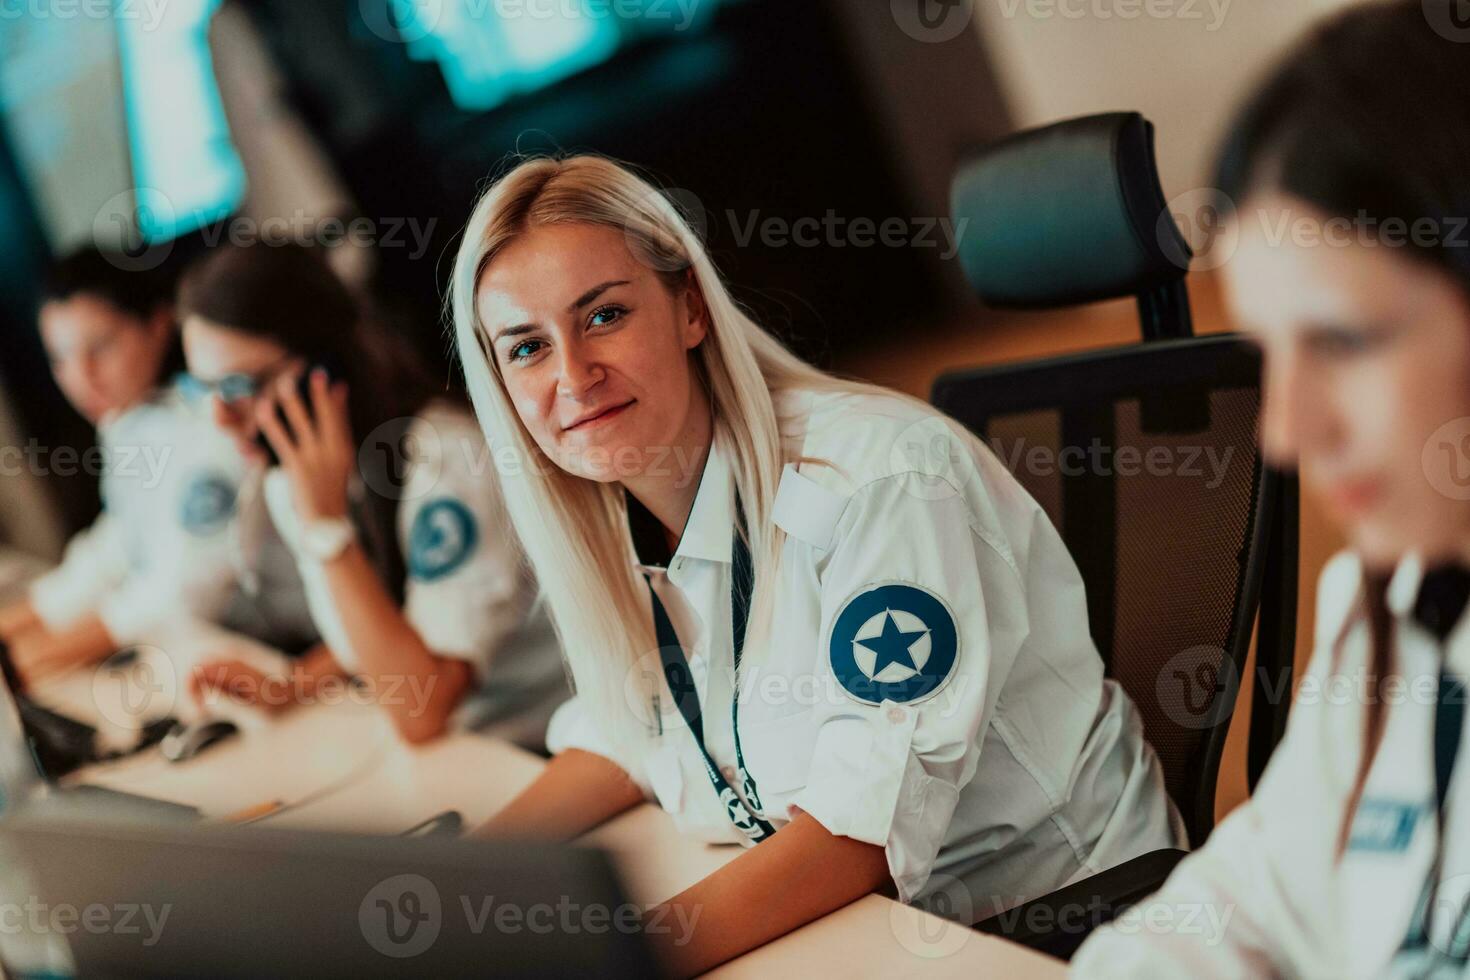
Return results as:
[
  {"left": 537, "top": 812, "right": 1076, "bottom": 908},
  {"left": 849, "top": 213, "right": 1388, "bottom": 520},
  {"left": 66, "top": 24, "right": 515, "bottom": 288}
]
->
[
  {"left": 408, "top": 498, "right": 479, "bottom": 582},
  {"left": 828, "top": 582, "right": 959, "bottom": 706},
  {"left": 180, "top": 472, "right": 237, "bottom": 536}
]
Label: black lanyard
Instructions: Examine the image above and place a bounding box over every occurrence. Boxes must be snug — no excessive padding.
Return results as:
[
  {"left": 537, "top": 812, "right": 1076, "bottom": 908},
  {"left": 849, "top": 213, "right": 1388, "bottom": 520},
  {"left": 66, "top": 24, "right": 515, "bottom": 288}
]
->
[
  {"left": 644, "top": 496, "right": 775, "bottom": 843},
  {"left": 1398, "top": 669, "right": 1468, "bottom": 970},
  {"left": 1434, "top": 670, "right": 1464, "bottom": 817},
  {"left": 1398, "top": 565, "right": 1470, "bottom": 969}
]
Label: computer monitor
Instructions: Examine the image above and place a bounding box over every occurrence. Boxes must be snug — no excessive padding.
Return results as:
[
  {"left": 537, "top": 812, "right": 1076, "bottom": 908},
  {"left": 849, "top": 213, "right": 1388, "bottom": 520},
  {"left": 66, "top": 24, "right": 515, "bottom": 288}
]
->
[
  {"left": 0, "top": 648, "right": 42, "bottom": 815},
  {"left": 0, "top": 643, "right": 198, "bottom": 823},
  {"left": 0, "top": 818, "right": 662, "bottom": 978}
]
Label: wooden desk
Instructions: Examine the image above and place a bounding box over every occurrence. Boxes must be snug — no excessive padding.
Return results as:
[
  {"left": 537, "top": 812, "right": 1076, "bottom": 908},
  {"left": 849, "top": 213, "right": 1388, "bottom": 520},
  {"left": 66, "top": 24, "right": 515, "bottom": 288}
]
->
[
  {"left": 58, "top": 682, "right": 1063, "bottom": 978},
  {"left": 580, "top": 804, "right": 1060, "bottom": 977}
]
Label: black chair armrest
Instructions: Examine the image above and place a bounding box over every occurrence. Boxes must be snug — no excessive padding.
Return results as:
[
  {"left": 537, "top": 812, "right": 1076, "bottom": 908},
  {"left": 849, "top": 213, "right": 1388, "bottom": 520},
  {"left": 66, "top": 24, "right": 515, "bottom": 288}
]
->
[{"left": 972, "top": 848, "right": 1188, "bottom": 961}]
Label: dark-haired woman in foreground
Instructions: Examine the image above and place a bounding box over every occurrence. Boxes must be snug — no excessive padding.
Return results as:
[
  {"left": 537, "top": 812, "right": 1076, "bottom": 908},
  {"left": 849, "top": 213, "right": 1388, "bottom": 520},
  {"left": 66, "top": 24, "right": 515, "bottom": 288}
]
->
[{"left": 1074, "top": 2, "right": 1470, "bottom": 976}]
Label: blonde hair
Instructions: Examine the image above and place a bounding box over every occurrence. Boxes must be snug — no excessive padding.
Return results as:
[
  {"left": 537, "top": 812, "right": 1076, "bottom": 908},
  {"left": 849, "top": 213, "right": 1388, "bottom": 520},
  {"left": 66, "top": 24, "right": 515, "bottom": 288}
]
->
[{"left": 449, "top": 154, "right": 887, "bottom": 756}]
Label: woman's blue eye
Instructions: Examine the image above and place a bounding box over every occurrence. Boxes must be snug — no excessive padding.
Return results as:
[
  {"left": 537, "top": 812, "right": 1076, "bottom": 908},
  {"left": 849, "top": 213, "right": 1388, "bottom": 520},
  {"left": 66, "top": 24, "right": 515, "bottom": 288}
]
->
[
  {"left": 589, "top": 305, "right": 625, "bottom": 327},
  {"left": 508, "top": 340, "right": 542, "bottom": 363}
]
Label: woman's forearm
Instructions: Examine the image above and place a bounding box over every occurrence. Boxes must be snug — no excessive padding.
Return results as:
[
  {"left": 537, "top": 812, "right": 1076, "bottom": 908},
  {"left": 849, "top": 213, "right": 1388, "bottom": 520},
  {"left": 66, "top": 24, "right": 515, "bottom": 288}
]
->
[
  {"left": 649, "top": 811, "right": 892, "bottom": 977},
  {"left": 0, "top": 599, "right": 41, "bottom": 640},
  {"left": 318, "top": 543, "right": 472, "bottom": 741},
  {"left": 12, "top": 614, "right": 116, "bottom": 685},
  {"left": 476, "top": 748, "right": 646, "bottom": 841}
]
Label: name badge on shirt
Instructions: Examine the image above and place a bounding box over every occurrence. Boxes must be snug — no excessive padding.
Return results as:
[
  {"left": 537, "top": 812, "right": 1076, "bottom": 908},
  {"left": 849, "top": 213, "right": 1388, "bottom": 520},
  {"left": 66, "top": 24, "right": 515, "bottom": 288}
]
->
[{"left": 1348, "top": 798, "right": 1424, "bottom": 854}]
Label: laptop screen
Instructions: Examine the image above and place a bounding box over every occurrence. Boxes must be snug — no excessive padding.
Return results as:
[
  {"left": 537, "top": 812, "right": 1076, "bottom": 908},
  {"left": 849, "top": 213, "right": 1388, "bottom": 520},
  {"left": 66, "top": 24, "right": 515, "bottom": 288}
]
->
[{"left": 0, "top": 645, "right": 45, "bottom": 814}]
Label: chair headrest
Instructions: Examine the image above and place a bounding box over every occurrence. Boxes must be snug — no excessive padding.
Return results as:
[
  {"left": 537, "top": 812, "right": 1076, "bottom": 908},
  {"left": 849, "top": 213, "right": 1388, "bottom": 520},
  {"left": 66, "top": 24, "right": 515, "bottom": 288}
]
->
[{"left": 950, "top": 112, "right": 1192, "bottom": 309}]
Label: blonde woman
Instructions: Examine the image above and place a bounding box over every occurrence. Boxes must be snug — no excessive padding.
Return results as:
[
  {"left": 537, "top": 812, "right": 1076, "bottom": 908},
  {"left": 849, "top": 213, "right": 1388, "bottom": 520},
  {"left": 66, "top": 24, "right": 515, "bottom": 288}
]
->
[{"left": 451, "top": 155, "right": 1183, "bottom": 974}]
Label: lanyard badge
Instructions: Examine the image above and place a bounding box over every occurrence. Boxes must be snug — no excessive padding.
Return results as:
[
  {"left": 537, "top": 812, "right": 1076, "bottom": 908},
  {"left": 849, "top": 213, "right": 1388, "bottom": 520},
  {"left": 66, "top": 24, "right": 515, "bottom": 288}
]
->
[{"left": 644, "top": 495, "right": 774, "bottom": 844}]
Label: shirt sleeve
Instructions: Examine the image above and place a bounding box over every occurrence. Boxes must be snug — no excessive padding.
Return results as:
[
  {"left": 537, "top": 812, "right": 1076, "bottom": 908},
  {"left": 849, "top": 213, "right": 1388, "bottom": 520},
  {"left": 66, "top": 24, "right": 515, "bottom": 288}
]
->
[
  {"left": 789, "top": 470, "right": 1031, "bottom": 902},
  {"left": 1068, "top": 553, "right": 1362, "bottom": 978},
  {"left": 545, "top": 693, "right": 655, "bottom": 798},
  {"left": 94, "top": 465, "right": 243, "bottom": 645},
  {"left": 29, "top": 512, "right": 132, "bottom": 629},
  {"left": 397, "top": 421, "right": 534, "bottom": 678}
]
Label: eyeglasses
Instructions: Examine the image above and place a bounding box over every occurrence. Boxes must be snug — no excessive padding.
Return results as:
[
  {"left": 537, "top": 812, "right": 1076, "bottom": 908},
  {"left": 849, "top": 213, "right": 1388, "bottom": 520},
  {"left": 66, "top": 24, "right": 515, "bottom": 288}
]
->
[{"left": 179, "top": 356, "right": 295, "bottom": 406}]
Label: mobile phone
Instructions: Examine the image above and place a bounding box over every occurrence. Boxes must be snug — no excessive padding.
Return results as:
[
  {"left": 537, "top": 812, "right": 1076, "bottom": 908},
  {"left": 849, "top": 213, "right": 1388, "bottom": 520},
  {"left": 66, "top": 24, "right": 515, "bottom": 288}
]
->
[{"left": 255, "top": 360, "right": 341, "bottom": 466}]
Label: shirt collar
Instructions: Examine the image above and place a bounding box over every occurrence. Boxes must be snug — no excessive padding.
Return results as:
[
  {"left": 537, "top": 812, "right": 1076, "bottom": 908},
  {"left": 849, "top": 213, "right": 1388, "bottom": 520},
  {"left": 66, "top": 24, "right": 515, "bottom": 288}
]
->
[
  {"left": 1387, "top": 552, "right": 1470, "bottom": 654},
  {"left": 626, "top": 436, "right": 734, "bottom": 568},
  {"left": 1387, "top": 553, "right": 1426, "bottom": 618}
]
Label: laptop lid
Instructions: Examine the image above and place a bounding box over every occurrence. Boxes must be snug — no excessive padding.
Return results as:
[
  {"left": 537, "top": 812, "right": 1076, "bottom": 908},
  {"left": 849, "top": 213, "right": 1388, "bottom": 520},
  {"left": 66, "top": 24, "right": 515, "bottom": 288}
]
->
[
  {"left": 0, "top": 646, "right": 44, "bottom": 812},
  {"left": 0, "top": 818, "right": 663, "bottom": 978}
]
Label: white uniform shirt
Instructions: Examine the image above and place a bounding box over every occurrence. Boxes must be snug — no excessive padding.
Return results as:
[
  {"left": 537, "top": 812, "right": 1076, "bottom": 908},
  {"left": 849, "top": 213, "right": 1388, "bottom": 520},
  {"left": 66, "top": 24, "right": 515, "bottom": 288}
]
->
[
  {"left": 548, "top": 388, "right": 1182, "bottom": 913},
  {"left": 29, "top": 382, "right": 245, "bottom": 645},
  {"left": 1073, "top": 551, "right": 1470, "bottom": 978},
  {"left": 265, "top": 402, "right": 566, "bottom": 739}
]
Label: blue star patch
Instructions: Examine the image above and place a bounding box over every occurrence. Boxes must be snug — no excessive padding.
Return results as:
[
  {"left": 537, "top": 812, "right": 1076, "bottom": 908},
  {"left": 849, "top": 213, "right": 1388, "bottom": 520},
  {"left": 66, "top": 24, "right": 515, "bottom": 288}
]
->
[
  {"left": 828, "top": 582, "right": 959, "bottom": 706},
  {"left": 180, "top": 472, "right": 237, "bottom": 536},
  {"left": 408, "top": 498, "right": 478, "bottom": 582}
]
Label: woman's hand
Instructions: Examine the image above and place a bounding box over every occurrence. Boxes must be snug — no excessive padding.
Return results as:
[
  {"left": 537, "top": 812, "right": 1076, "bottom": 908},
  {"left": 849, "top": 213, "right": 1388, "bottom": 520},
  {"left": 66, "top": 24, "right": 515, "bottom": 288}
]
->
[
  {"left": 255, "top": 368, "right": 353, "bottom": 522},
  {"left": 188, "top": 658, "right": 294, "bottom": 714}
]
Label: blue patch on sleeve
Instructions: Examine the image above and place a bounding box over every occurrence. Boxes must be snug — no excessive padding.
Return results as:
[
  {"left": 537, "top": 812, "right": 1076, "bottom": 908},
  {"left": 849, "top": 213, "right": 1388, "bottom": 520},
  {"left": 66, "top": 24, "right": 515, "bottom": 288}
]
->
[
  {"left": 828, "top": 582, "right": 959, "bottom": 706},
  {"left": 1348, "top": 799, "right": 1424, "bottom": 853},
  {"left": 180, "top": 472, "right": 237, "bottom": 536},
  {"left": 408, "top": 498, "right": 479, "bottom": 582}
]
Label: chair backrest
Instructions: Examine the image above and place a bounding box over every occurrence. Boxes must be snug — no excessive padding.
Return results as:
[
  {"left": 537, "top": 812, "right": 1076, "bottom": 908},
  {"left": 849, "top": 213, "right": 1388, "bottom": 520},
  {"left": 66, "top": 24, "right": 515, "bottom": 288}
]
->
[
  {"left": 950, "top": 111, "right": 1193, "bottom": 339},
  {"left": 941, "top": 111, "right": 1297, "bottom": 844},
  {"left": 934, "top": 338, "right": 1284, "bottom": 844}
]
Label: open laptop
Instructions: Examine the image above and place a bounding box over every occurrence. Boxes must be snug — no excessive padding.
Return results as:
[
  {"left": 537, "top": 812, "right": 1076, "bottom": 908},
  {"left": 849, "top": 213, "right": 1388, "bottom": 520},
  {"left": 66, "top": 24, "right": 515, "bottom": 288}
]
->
[
  {"left": 0, "top": 818, "right": 662, "bottom": 978},
  {"left": 0, "top": 642, "right": 198, "bottom": 823}
]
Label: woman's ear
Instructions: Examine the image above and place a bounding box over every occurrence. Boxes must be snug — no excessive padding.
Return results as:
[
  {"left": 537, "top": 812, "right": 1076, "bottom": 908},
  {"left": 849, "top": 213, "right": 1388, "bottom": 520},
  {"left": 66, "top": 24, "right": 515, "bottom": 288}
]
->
[
  {"left": 146, "top": 304, "right": 177, "bottom": 346},
  {"left": 680, "top": 270, "right": 709, "bottom": 351}
]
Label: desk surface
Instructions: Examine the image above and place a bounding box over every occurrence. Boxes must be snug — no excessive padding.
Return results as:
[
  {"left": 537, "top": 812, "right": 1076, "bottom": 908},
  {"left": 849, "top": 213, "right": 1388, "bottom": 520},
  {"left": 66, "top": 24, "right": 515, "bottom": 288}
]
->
[{"left": 55, "top": 675, "right": 1063, "bottom": 979}]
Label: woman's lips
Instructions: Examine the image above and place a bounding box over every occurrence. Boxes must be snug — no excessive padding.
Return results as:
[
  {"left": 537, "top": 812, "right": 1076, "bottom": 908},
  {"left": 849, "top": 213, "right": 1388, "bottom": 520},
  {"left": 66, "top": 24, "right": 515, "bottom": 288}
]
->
[
  {"left": 1324, "top": 476, "right": 1385, "bottom": 516},
  {"left": 565, "top": 400, "right": 634, "bottom": 432}
]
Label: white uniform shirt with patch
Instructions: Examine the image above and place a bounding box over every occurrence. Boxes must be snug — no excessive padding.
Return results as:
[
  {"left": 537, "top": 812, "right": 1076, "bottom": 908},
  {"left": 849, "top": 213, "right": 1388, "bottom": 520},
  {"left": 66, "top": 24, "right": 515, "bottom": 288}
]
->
[
  {"left": 265, "top": 402, "right": 566, "bottom": 738},
  {"left": 1072, "top": 551, "right": 1470, "bottom": 979},
  {"left": 547, "top": 388, "right": 1183, "bottom": 913},
  {"left": 28, "top": 382, "right": 245, "bottom": 645}
]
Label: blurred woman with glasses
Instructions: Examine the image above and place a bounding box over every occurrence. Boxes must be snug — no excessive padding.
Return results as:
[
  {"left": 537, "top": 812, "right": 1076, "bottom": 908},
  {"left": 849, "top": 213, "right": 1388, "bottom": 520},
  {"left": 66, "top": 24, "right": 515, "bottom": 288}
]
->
[{"left": 177, "top": 243, "right": 565, "bottom": 746}]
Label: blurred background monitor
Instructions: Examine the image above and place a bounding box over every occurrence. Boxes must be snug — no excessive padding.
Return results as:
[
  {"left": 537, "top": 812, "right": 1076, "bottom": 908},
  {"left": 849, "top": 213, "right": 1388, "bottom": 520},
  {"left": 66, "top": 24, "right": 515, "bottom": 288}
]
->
[{"left": 0, "top": 0, "right": 1007, "bottom": 548}]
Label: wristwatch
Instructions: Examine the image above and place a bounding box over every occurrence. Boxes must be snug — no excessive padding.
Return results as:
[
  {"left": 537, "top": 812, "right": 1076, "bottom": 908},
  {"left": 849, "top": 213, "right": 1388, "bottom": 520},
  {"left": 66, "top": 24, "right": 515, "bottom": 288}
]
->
[{"left": 299, "top": 516, "right": 356, "bottom": 563}]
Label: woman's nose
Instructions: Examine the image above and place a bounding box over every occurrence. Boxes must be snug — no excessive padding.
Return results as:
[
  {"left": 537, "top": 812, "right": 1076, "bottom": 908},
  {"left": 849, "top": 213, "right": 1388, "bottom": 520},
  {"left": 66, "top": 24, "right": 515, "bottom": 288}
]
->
[
  {"left": 1259, "top": 352, "right": 1312, "bottom": 468},
  {"left": 63, "top": 359, "right": 100, "bottom": 401},
  {"left": 555, "top": 342, "right": 605, "bottom": 399},
  {"left": 76, "top": 354, "right": 103, "bottom": 388}
]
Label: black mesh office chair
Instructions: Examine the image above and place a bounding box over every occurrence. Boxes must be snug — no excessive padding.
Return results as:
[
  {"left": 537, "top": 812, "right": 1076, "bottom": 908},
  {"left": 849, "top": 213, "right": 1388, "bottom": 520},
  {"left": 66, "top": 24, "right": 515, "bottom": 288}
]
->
[{"left": 933, "top": 113, "right": 1299, "bottom": 959}]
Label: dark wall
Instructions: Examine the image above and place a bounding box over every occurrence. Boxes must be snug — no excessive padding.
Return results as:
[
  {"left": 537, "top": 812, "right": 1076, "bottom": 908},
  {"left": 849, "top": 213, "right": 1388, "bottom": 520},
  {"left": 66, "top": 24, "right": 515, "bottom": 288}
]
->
[
  {"left": 236, "top": 0, "right": 956, "bottom": 372},
  {"left": 2, "top": 0, "right": 1011, "bottom": 542},
  {"left": 0, "top": 126, "right": 99, "bottom": 537}
]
